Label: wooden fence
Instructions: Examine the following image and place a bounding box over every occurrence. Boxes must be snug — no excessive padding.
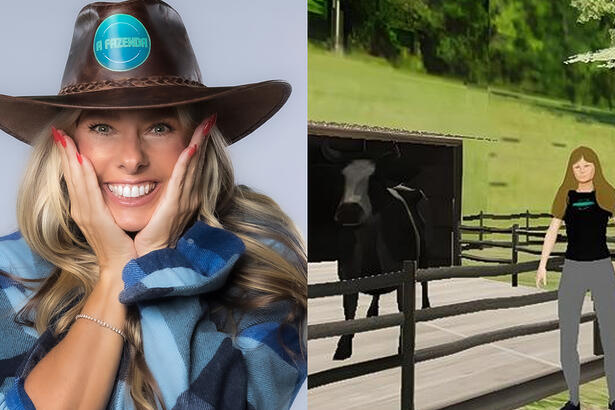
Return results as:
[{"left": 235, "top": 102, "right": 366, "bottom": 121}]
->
[
  {"left": 460, "top": 210, "right": 615, "bottom": 284},
  {"left": 307, "top": 255, "right": 609, "bottom": 409},
  {"left": 462, "top": 210, "right": 615, "bottom": 248},
  {"left": 308, "top": 210, "right": 612, "bottom": 409}
]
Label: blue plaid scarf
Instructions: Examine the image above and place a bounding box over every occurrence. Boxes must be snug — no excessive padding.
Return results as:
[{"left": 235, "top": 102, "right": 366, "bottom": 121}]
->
[{"left": 0, "top": 221, "right": 306, "bottom": 409}]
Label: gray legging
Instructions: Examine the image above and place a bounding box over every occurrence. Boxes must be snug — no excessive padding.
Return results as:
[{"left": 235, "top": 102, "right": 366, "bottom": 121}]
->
[{"left": 558, "top": 257, "right": 615, "bottom": 404}]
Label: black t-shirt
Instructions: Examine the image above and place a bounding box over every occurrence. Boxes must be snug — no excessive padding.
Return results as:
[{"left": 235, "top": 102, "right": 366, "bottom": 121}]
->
[{"left": 563, "top": 190, "right": 612, "bottom": 261}]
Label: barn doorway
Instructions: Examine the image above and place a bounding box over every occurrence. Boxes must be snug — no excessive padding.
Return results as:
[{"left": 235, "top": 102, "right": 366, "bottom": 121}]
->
[{"left": 308, "top": 122, "right": 463, "bottom": 268}]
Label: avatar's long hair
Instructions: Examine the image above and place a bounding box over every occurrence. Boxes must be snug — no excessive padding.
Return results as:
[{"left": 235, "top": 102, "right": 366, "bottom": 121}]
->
[
  {"left": 551, "top": 145, "right": 615, "bottom": 218},
  {"left": 1, "top": 105, "right": 306, "bottom": 410}
]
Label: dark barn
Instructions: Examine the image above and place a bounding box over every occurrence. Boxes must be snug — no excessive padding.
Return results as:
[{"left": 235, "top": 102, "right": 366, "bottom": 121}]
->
[
  {"left": 308, "top": 121, "right": 463, "bottom": 269},
  {"left": 309, "top": 122, "right": 463, "bottom": 359}
]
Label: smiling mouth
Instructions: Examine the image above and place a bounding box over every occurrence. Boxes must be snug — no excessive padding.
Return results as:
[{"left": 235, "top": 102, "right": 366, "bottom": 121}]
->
[{"left": 106, "top": 182, "right": 159, "bottom": 199}]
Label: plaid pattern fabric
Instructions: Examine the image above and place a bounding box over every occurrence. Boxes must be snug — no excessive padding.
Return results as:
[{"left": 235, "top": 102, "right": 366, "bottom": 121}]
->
[{"left": 0, "top": 221, "right": 306, "bottom": 409}]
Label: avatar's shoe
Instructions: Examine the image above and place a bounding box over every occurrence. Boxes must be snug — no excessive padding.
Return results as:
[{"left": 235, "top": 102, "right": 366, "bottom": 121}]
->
[{"left": 560, "top": 400, "right": 580, "bottom": 410}]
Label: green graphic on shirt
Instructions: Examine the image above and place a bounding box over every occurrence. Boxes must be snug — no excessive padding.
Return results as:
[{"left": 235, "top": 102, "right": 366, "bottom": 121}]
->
[{"left": 572, "top": 200, "right": 595, "bottom": 207}]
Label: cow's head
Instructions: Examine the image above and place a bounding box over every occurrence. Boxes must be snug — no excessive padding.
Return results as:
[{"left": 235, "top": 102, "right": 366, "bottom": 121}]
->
[{"left": 321, "top": 140, "right": 400, "bottom": 226}]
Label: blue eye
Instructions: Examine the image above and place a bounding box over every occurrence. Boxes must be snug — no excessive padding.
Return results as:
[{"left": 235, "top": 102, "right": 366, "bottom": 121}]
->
[
  {"left": 88, "top": 123, "right": 112, "bottom": 134},
  {"left": 151, "top": 123, "right": 174, "bottom": 135}
]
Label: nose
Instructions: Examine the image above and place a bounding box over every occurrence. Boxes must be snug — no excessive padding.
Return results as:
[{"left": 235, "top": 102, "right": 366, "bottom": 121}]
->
[
  {"left": 334, "top": 202, "right": 366, "bottom": 226},
  {"left": 117, "top": 133, "right": 149, "bottom": 173}
]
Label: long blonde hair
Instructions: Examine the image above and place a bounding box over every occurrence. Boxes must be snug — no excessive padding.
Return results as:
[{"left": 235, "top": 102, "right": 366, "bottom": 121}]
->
[
  {"left": 551, "top": 145, "right": 615, "bottom": 218},
  {"left": 3, "top": 105, "right": 306, "bottom": 410}
]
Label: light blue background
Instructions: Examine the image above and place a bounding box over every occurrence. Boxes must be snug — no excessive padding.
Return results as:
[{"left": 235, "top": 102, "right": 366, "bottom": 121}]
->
[{"left": 0, "top": 1, "right": 307, "bottom": 408}]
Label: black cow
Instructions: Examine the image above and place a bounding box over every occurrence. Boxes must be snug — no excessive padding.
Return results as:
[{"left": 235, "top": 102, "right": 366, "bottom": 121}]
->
[{"left": 321, "top": 141, "right": 432, "bottom": 360}]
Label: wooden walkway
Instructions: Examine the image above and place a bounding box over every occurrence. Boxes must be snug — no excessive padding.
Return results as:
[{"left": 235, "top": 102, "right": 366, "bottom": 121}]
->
[{"left": 308, "top": 262, "right": 602, "bottom": 409}]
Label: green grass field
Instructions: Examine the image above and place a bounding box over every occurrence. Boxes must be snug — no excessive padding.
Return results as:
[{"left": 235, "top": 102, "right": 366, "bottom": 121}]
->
[
  {"left": 308, "top": 42, "right": 615, "bottom": 217},
  {"left": 522, "top": 378, "right": 610, "bottom": 409},
  {"left": 308, "top": 42, "right": 615, "bottom": 408}
]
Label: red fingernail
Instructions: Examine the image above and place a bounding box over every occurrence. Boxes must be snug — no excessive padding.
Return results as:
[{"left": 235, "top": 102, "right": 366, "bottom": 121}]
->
[
  {"left": 202, "top": 113, "right": 217, "bottom": 136},
  {"left": 51, "top": 126, "right": 60, "bottom": 143},
  {"left": 76, "top": 152, "right": 82, "bottom": 164},
  {"left": 188, "top": 144, "right": 197, "bottom": 157},
  {"left": 56, "top": 129, "right": 66, "bottom": 147}
]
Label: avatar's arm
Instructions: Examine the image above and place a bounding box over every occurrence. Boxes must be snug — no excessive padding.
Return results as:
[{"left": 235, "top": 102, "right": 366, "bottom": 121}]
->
[{"left": 538, "top": 217, "right": 563, "bottom": 271}]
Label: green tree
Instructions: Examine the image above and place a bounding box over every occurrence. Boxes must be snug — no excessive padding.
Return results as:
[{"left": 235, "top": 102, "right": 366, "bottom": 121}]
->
[
  {"left": 342, "top": 0, "right": 489, "bottom": 84},
  {"left": 309, "top": 0, "right": 328, "bottom": 16},
  {"left": 488, "top": 0, "right": 614, "bottom": 106},
  {"left": 565, "top": 0, "right": 615, "bottom": 67}
]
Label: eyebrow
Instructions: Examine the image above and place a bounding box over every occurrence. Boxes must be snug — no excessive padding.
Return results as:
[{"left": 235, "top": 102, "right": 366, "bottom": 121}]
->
[{"left": 78, "top": 109, "right": 178, "bottom": 123}]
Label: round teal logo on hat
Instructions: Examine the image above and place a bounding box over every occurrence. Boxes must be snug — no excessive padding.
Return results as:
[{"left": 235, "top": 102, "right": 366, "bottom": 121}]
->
[{"left": 93, "top": 14, "right": 151, "bottom": 72}]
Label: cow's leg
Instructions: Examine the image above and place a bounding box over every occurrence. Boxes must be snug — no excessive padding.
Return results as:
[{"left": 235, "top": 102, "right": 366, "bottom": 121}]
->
[
  {"left": 366, "top": 294, "right": 380, "bottom": 317},
  {"left": 422, "top": 280, "right": 430, "bottom": 308},
  {"left": 333, "top": 292, "right": 359, "bottom": 360}
]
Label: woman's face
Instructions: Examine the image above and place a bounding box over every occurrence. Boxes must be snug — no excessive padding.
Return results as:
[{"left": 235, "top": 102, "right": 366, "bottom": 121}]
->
[
  {"left": 572, "top": 156, "right": 595, "bottom": 184},
  {"left": 73, "top": 108, "right": 190, "bottom": 232}
]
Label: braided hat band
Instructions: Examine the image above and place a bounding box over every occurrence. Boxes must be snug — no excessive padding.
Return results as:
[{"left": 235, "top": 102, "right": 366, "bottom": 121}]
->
[{"left": 58, "top": 76, "right": 206, "bottom": 95}]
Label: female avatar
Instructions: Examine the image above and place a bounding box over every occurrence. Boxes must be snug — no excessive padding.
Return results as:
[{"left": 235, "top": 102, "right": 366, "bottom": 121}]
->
[{"left": 537, "top": 146, "right": 615, "bottom": 410}]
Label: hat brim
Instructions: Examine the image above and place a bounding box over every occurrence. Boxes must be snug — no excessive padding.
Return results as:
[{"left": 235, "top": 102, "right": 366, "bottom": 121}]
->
[{"left": 0, "top": 80, "right": 291, "bottom": 146}]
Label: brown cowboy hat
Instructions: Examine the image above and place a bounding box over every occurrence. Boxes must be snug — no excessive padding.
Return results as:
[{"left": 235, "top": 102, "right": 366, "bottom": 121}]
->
[{"left": 0, "top": 0, "right": 291, "bottom": 146}]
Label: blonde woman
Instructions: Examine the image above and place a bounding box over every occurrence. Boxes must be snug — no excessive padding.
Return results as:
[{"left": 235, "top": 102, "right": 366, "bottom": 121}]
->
[
  {"left": 537, "top": 146, "right": 615, "bottom": 410},
  {"left": 0, "top": 1, "right": 306, "bottom": 409}
]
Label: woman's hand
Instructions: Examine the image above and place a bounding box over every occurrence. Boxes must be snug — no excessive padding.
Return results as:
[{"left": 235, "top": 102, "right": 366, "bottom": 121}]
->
[
  {"left": 536, "top": 266, "right": 547, "bottom": 288},
  {"left": 133, "top": 114, "right": 216, "bottom": 257},
  {"left": 52, "top": 126, "right": 138, "bottom": 280}
]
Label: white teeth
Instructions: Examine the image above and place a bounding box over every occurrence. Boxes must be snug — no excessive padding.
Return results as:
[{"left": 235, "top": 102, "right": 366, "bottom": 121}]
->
[{"left": 108, "top": 183, "right": 156, "bottom": 199}]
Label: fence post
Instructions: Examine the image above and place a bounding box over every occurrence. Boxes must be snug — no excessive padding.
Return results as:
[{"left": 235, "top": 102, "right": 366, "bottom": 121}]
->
[
  {"left": 525, "top": 209, "right": 530, "bottom": 245},
  {"left": 594, "top": 298, "right": 603, "bottom": 355},
  {"left": 512, "top": 224, "right": 519, "bottom": 287},
  {"left": 401, "top": 260, "right": 416, "bottom": 410},
  {"left": 479, "top": 211, "right": 484, "bottom": 249}
]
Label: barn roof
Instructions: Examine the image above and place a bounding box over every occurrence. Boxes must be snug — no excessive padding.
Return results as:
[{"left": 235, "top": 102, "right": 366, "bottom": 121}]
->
[{"left": 308, "top": 121, "right": 495, "bottom": 146}]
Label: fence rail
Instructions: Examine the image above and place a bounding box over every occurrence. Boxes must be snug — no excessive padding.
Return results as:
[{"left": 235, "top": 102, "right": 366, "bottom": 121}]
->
[
  {"left": 440, "top": 357, "right": 605, "bottom": 409},
  {"left": 463, "top": 211, "right": 552, "bottom": 220},
  {"left": 309, "top": 269, "right": 408, "bottom": 298}
]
